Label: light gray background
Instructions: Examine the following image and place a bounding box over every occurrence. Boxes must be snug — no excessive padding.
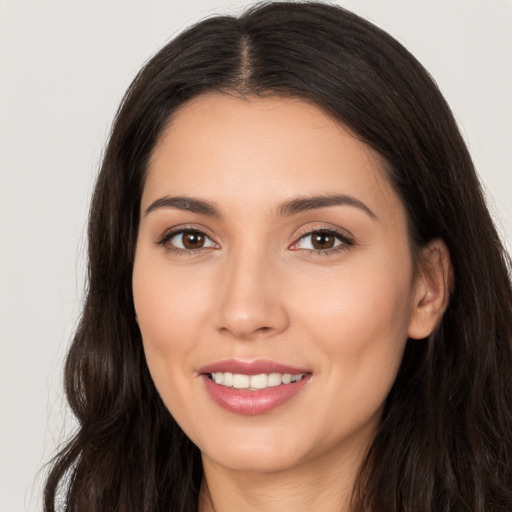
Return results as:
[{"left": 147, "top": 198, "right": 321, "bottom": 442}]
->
[{"left": 1, "top": 1, "right": 511, "bottom": 511}]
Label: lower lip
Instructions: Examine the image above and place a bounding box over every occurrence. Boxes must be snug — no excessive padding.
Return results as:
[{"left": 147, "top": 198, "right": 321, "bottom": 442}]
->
[{"left": 202, "top": 374, "right": 310, "bottom": 415}]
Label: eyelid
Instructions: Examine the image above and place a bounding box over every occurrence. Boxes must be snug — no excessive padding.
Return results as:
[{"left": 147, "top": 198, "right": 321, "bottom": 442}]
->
[
  {"left": 156, "top": 225, "right": 219, "bottom": 252},
  {"left": 155, "top": 223, "right": 353, "bottom": 255},
  {"left": 289, "top": 225, "right": 354, "bottom": 253}
]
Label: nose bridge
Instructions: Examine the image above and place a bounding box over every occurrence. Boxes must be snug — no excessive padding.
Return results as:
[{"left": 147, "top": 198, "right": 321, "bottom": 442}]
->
[{"left": 214, "top": 240, "right": 288, "bottom": 339}]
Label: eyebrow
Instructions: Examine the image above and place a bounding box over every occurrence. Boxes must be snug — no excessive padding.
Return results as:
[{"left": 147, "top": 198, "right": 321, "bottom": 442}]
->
[
  {"left": 145, "top": 196, "right": 221, "bottom": 217},
  {"left": 278, "top": 194, "right": 377, "bottom": 220},
  {"left": 144, "top": 194, "right": 377, "bottom": 220}
]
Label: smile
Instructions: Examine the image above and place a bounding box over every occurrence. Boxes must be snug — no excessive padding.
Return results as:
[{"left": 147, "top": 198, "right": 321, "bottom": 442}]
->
[
  {"left": 209, "top": 372, "right": 306, "bottom": 390},
  {"left": 199, "top": 360, "right": 312, "bottom": 414}
]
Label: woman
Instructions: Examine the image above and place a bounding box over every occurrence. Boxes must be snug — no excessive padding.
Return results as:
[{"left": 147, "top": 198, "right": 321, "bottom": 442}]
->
[{"left": 44, "top": 2, "right": 512, "bottom": 511}]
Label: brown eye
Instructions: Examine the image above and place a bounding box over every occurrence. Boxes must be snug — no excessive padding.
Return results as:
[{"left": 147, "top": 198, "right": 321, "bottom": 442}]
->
[
  {"left": 292, "top": 229, "right": 352, "bottom": 253},
  {"left": 166, "top": 230, "right": 216, "bottom": 251},
  {"left": 311, "top": 232, "right": 336, "bottom": 250},
  {"left": 182, "top": 231, "right": 205, "bottom": 249}
]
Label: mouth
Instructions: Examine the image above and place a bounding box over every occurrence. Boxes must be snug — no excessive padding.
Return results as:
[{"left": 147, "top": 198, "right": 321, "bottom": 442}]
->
[
  {"left": 207, "top": 371, "right": 307, "bottom": 390},
  {"left": 198, "top": 360, "right": 312, "bottom": 415}
]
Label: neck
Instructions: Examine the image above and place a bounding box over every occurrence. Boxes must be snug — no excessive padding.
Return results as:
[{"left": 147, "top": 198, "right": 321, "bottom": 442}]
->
[{"left": 198, "top": 442, "right": 366, "bottom": 512}]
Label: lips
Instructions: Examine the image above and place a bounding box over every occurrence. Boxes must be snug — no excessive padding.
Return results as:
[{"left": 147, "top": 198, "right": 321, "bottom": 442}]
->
[
  {"left": 198, "top": 359, "right": 312, "bottom": 415},
  {"left": 199, "top": 359, "right": 310, "bottom": 375}
]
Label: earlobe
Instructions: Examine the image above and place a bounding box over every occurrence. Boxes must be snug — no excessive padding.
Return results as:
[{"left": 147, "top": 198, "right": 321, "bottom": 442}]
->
[{"left": 408, "top": 239, "right": 453, "bottom": 340}]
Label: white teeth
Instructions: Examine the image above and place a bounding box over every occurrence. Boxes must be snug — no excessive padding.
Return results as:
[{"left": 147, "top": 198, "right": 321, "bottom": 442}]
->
[
  {"left": 223, "top": 372, "right": 233, "bottom": 387},
  {"left": 209, "top": 372, "right": 305, "bottom": 389},
  {"left": 267, "top": 373, "right": 282, "bottom": 387},
  {"left": 249, "top": 373, "right": 268, "bottom": 389},
  {"left": 232, "top": 374, "right": 250, "bottom": 389}
]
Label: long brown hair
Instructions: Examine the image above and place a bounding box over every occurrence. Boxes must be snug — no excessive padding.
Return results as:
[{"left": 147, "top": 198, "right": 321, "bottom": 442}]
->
[{"left": 44, "top": 3, "right": 512, "bottom": 511}]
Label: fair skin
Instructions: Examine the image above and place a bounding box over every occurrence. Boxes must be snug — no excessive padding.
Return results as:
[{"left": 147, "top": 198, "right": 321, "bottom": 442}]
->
[{"left": 132, "top": 93, "right": 451, "bottom": 512}]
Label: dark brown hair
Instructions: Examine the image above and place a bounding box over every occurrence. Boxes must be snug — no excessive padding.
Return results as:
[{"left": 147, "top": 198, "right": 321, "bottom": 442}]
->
[{"left": 44, "top": 2, "right": 512, "bottom": 511}]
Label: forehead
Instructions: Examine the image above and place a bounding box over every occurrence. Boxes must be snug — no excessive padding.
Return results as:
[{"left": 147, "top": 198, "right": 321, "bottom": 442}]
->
[{"left": 143, "top": 93, "right": 402, "bottom": 220}]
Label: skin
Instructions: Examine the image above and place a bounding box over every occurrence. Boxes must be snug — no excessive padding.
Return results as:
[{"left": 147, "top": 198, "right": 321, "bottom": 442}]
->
[{"left": 132, "top": 93, "right": 451, "bottom": 512}]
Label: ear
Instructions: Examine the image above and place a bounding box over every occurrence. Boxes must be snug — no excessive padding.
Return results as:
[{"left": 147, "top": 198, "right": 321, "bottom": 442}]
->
[{"left": 408, "top": 239, "right": 453, "bottom": 340}]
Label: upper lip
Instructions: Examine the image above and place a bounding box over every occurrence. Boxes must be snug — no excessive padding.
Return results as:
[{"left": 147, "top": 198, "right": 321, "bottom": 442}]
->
[{"left": 198, "top": 359, "right": 311, "bottom": 375}]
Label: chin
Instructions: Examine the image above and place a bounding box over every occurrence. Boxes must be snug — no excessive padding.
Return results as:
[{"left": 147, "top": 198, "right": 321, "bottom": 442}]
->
[{"left": 201, "top": 444, "right": 303, "bottom": 474}]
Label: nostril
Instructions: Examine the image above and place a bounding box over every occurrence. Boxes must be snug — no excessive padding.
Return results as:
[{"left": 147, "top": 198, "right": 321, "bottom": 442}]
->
[{"left": 213, "top": 288, "right": 290, "bottom": 339}]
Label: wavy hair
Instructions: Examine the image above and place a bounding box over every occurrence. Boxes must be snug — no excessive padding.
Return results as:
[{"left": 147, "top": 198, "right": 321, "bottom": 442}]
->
[{"left": 44, "top": 2, "right": 512, "bottom": 511}]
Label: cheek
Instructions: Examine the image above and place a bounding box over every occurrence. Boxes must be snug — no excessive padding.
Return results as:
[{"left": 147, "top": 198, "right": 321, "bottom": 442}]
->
[
  {"left": 132, "top": 251, "right": 209, "bottom": 402},
  {"left": 296, "top": 259, "right": 414, "bottom": 386},
  {"left": 133, "top": 272, "right": 203, "bottom": 441},
  {"left": 288, "top": 267, "right": 414, "bottom": 445},
  {"left": 133, "top": 253, "right": 210, "bottom": 343},
  {"left": 307, "top": 242, "right": 413, "bottom": 328}
]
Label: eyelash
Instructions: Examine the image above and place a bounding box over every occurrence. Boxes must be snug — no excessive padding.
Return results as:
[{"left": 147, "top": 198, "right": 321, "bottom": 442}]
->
[
  {"left": 157, "top": 226, "right": 217, "bottom": 255},
  {"left": 292, "top": 227, "right": 354, "bottom": 256},
  {"left": 156, "top": 226, "right": 354, "bottom": 256}
]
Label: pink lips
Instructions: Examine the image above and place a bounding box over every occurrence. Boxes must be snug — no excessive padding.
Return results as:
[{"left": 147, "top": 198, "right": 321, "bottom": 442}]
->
[
  {"left": 199, "top": 359, "right": 310, "bottom": 375},
  {"left": 198, "top": 359, "right": 311, "bottom": 415}
]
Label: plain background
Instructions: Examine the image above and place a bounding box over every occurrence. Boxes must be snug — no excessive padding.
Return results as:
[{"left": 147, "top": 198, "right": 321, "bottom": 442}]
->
[{"left": 1, "top": 1, "right": 511, "bottom": 510}]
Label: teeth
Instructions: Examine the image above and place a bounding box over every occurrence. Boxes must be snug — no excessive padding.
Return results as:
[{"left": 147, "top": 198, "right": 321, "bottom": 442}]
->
[
  {"left": 223, "top": 372, "right": 233, "bottom": 387},
  {"left": 232, "top": 374, "right": 249, "bottom": 389},
  {"left": 249, "top": 373, "right": 267, "bottom": 389},
  {"left": 210, "top": 372, "right": 305, "bottom": 390},
  {"left": 267, "top": 373, "right": 282, "bottom": 387}
]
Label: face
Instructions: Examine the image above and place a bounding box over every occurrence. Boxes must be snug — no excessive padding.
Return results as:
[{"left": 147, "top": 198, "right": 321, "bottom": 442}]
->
[{"left": 133, "top": 94, "right": 426, "bottom": 476}]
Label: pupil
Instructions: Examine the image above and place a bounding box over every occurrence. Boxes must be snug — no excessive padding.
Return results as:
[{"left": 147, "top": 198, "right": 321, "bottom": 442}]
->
[
  {"left": 312, "top": 232, "right": 334, "bottom": 250},
  {"left": 183, "top": 231, "right": 204, "bottom": 249}
]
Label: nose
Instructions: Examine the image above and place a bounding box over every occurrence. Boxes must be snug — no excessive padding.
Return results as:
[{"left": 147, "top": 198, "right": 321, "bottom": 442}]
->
[{"left": 213, "top": 248, "right": 289, "bottom": 340}]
